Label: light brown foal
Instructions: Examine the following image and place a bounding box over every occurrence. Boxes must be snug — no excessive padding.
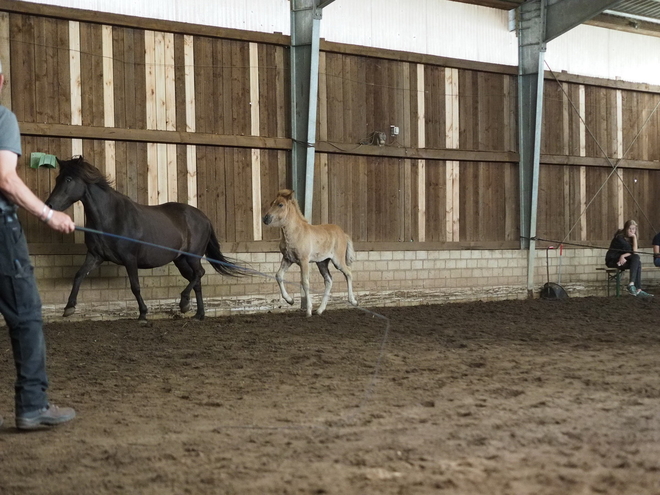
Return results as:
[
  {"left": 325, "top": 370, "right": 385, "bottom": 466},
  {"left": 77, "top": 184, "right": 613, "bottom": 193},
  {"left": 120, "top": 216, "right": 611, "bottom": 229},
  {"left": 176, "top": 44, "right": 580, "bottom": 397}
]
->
[{"left": 262, "top": 189, "right": 358, "bottom": 316}]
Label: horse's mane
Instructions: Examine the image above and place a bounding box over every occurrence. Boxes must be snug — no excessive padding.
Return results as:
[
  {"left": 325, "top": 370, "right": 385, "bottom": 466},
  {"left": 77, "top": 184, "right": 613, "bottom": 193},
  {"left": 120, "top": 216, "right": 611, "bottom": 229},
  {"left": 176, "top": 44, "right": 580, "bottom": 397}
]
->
[{"left": 58, "top": 156, "right": 113, "bottom": 190}]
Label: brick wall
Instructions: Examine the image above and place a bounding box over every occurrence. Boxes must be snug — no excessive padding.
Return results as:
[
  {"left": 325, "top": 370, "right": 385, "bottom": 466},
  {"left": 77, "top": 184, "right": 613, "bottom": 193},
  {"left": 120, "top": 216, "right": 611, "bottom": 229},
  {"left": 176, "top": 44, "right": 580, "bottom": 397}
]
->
[{"left": 33, "top": 248, "right": 660, "bottom": 322}]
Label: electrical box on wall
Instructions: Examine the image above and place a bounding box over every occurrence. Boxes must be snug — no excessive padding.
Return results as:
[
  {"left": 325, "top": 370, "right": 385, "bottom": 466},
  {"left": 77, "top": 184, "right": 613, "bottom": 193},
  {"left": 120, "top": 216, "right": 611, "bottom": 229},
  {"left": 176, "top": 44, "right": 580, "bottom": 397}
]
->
[{"left": 390, "top": 125, "right": 399, "bottom": 136}]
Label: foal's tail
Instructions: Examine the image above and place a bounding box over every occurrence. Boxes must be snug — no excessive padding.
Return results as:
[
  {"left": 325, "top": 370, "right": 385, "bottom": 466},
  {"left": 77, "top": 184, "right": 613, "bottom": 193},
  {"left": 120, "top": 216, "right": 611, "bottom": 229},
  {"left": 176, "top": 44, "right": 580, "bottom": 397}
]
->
[
  {"left": 206, "top": 230, "right": 247, "bottom": 277},
  {"left": 345, "top": 236, "right": 356, "bottom": 267}
]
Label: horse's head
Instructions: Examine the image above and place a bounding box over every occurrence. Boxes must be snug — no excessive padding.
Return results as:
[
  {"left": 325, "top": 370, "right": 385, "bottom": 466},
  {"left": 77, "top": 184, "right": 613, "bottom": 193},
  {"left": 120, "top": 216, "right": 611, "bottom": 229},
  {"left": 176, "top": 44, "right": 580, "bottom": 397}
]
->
[
  {"left": 263, "top": 189, "right": 298, "bottom": 227},
  {"left": 45, "top": 156, "right": 106, "bottom": 211}
]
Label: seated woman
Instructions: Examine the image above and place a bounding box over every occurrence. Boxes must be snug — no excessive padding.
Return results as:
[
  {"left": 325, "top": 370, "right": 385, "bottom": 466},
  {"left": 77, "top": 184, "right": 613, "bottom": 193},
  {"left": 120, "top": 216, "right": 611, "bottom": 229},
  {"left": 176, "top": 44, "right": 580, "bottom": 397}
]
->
[{"left": 605, "top": 219, "right": 652, "bottom": 298}]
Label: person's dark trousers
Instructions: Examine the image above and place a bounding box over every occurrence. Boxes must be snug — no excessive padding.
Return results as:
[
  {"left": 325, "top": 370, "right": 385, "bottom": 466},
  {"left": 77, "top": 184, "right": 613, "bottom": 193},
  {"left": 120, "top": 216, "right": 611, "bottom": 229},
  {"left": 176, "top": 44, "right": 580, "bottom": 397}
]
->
[
  {"left": 655, "top": 257, "right": 660, "bottom": 268},
  {"left": 607, "top": 253, "right": 642, "bottom": 288},
  {"left": 0, "top": 212, "right": 48, "bottom": 415}
]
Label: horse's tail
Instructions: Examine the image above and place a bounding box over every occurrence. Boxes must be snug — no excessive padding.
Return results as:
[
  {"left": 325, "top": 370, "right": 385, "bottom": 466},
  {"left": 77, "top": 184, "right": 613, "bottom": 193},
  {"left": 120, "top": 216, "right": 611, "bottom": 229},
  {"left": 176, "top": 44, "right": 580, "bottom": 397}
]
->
[
  {"left": 345, "top": 235, "right": 355, "bottom": 267},
  {"left": 206, "top": 230, "right": 247, "bottom": 277}
]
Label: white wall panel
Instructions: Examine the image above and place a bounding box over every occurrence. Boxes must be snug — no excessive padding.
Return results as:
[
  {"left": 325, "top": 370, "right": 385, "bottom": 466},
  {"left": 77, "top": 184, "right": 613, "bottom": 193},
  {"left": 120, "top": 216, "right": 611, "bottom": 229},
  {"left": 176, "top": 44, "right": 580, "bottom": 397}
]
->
[{"left": 15, "top": 0, "right": 660, "bottom": 85}]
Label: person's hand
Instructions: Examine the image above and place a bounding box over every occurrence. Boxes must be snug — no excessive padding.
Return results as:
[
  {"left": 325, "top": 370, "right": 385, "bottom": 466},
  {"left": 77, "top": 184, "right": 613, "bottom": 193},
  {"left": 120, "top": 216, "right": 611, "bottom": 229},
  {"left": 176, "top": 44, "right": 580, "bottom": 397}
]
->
[
  {"left": 46, "top": 210, "right": 75, "bottom": 234},
  {"left": 617, "top": 254, "right": 626, "bottom": 266}
]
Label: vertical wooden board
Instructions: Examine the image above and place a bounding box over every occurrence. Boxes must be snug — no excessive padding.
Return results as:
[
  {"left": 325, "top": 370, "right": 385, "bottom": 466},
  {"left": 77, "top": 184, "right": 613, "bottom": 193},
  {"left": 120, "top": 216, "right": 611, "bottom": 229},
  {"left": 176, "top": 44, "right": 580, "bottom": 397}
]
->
[
  {"left": 424, "top": 66, "right": 441, "bottom": 149},
  {"left": 112, "top": 27, "right": 126, "bottom": 129},
  {"left": 566, "top": 83, "right": 581, "bottom": 156},
  {"left": 363, "top": 57, "right": 375, "bottom": 140},
  {"left": 221, "top": 40, "right": 234, "bottom": 135},
  {"left": 355, "top": 56, "right": 368, "bottom": 146},
  {"left": 113, "top": 141, "right": 126, "bottom": 194},
  {"left": 123, "top": 141, "right": 137, "bottom": 201},
  {"left": 373, "top": 61, "right": 389, "bottom": 144},
  {"left": 400, "top": 63, "right": 412, "bottom": 149},
  {"left": 341, "top": 55, "right": 353, "bottom": 143},
  {"left": 325, "top": 53, "right": 344, "bottom": 143},
  {"left": 584, "top": 168, "right": 609, "bottom": 240},
  {"left": 275, "top": 45, "right": 289, "bottom": 138},
  {"left": 541, "top": 79, "right": 564, "bottom": 155},
  {"left": 194, "top": 36, "right": 211, "bottom": 135},
  {"left": 459, "top": 161, "right": 476, "bottom": 242},
  {"left": 411, "top": 159, "right": 419, "bottom": 241},
  {"left": 317, "top": 51, "right": 328, "bottom": 142},
  {"left": 233, "top": 148, "right": 252, "bottom": 241},
  {"left": 356, "top": 154, "right": 368, "bottom": 242},
  {"left": 620, "top": 90, "right": 637, "bottom": 160},
  {"left": 0, "top": 12, "right": 11, "bottom": 110},
  {"left": 566, "top": 165, "right": 581, "bottom": 242},
  {"left": 458, "top": 69, "right": 475, "bottom": 151},
  {"left": 402, "top": 158, "right": 412, "bottom": 242},
  {"left": 164, "top": 32, "right": 176, "bottom": 133},
  {"left": 650, "top": 94, "right": 660, "bottom": 161},
  {"left": 425, "top": 160, "right": 444, "bottom": 242},
  {"left": 79, "top": 22, "right": 104, "bottom": 127},
  {"left": 11, "top": 14, "right": 37, "bottom": 123},
  {"left": 504, "top": 162, "right": 519, "bottom": 242},
  {"left": 33, "top": 16, "right": 47, "bottom": 122},
  {"left": 195, "top": 145, "right": 208, "bottom": 219},
  {"left": 38, "top": 17, "right": 60, "bottom": 124},
  {"left": 408, "top": 63, "right": 419, "bottom": 150},
  {"left": 221, "top": 148, "right": 235, "bottom": 242},
  {"left": 365, "top": 157, "right": 376, "bottom": 241},
  {"left": 477, "top": 73, "right": 493, "bottom": 151},
  {"left": 133, "top": 29, "right": 147, "bottom": 130},
  {"left": 231, "top": 41, "right": 245, "bottom": 136},
  {"left": 176, "top": 144, "right": 188, "bottom": 203},
  {"left": 258, "top": 44, "right": 274, "bottom": 137},
  {"left": 173, "top": 34, "right": 187, "bottom": 133},
  {"left": 154, "top": 31, "right": 166, "bottom": 131},
  {"left": 260, "top": 150, "right": 280, "bottom": 241},
  {"left": 55, "top": 19, "right": 71, "bottom": 125},
  {"left": 130, "top": 142, "right": 145, "bottom": 205}
]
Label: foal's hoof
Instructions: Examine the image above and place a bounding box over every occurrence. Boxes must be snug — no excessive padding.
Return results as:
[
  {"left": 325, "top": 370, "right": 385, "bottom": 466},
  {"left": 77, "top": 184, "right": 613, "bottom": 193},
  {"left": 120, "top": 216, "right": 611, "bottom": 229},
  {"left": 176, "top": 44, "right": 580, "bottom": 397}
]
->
[
  {"left": 285, "top": 298, "right": 295, "bottom": 306},
  {"left": 63, "top": 307, "right": 75, "bottom": 317},
  {"left": 180, "top": 302, "right": 191, "bottom": 313}
]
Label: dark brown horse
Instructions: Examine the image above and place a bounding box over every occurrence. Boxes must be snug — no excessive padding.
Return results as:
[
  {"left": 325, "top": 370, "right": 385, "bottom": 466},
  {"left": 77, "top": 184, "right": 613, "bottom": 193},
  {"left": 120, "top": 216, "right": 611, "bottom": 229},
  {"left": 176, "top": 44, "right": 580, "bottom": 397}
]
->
[{"left": 45, "top": 156, "right": 244, "bottom": 322}]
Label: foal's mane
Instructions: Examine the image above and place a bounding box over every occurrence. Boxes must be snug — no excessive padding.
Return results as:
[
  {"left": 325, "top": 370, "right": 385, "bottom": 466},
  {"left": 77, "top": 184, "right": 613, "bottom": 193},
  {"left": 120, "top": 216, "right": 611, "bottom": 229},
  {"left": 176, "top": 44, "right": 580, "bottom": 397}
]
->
[{"left": 58, "top": 156, "right": 113, "bottom": 191}]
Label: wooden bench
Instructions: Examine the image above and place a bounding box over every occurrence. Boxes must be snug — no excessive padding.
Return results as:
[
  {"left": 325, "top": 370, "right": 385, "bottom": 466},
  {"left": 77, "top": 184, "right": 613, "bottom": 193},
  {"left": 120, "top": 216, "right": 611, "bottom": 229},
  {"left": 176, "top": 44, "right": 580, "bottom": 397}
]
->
[{"left": 596, "top": 267, "right": 624, "bottom": 297}]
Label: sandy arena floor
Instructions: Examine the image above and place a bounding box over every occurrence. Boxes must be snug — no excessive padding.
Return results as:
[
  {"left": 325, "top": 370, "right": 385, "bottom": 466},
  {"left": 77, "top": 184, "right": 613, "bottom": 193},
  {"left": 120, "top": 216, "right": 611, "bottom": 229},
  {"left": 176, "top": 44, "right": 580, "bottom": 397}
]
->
[{"left": 1, "top": 296, "right": 660, "bottom": 494}]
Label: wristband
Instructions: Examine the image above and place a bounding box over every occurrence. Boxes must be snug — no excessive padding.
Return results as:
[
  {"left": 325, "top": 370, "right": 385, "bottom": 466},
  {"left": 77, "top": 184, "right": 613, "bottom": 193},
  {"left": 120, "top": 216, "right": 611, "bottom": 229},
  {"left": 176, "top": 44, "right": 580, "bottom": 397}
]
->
[
  {"left": 40, "top": 204, "right": 49, "bottom": 221},
  {"left": 43, "top": 208, "right": 54, "bottom": 223}
]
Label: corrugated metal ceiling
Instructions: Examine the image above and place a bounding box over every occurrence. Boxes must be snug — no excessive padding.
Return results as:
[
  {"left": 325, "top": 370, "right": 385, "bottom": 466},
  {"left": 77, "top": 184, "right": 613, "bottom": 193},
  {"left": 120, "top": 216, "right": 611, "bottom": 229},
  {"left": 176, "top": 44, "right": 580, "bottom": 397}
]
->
[{"left": 606, "top": 0, "right": 660, "bottom": 24}]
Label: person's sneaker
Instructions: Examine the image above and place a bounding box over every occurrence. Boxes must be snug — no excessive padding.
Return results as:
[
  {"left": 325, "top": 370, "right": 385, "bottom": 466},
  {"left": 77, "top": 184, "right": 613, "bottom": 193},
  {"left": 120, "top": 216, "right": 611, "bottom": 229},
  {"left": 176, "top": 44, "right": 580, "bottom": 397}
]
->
[
  {"left": 16, "top": 404, "right": 76, "bottom": 430},
  {"left": 637, "top": 289, "right": 653, "bottom": 298},
  {"left": 627, "top": 285, "right": 638, "bottom": 296}
]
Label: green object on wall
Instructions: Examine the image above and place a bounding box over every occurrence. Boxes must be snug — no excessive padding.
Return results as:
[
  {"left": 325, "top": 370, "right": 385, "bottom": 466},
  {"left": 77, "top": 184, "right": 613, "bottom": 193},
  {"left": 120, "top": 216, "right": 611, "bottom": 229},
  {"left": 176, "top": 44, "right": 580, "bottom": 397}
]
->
[{"left": 30, "top": 152, "right": 58, "bottom": 169}]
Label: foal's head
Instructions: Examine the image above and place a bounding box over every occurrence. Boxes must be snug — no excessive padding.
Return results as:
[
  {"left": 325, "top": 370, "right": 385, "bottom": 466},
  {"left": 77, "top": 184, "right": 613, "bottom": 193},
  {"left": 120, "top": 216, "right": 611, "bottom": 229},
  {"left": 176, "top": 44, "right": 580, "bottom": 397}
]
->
[
  {"left": 46, "top": 156, "right": 112, "bottom": 211},
  {"left": 262, "top": 189, "right": 303, "bottom": 227}
]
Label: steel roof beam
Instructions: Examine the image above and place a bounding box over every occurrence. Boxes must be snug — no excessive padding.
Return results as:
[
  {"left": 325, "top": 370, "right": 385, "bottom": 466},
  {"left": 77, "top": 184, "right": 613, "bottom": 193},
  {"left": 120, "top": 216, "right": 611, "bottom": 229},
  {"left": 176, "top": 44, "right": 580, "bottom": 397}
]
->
[{"left": 545, "top": 0, "right": 623, "bottom": 42}]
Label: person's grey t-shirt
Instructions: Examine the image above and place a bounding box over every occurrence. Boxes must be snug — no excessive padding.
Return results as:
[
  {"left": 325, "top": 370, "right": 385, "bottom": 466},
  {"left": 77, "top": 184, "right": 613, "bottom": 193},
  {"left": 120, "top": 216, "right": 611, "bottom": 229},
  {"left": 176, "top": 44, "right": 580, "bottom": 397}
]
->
[{"left": 0, "top": 105, "right": 22, "bottom": 156}]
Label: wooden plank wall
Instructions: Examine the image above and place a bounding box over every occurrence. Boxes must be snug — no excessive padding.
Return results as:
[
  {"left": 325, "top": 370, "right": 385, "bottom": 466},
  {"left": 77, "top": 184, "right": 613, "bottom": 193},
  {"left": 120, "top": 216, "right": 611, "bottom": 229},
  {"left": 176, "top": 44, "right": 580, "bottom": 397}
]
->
[
  {"left": 3, "top": 2, "right": 660, "bottom": 252},
  {"left": 3, "top": 8, "right": 289, "bottom": 249}
]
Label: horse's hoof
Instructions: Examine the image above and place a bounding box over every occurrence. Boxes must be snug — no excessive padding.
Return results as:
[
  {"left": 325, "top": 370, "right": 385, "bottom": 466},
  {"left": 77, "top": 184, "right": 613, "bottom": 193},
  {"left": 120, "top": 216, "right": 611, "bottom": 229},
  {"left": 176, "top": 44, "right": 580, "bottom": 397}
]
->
[
  {"left": 350, "top": 299, "right": 358, "bottom": 306},
  {"left": 138, "top": 319, "right": 150, "bottom": 327},
  {"left": 180, "top": 303, "right": 191, "bottom": 313},
  {"left": 194, "top": 314, "right": 205, "bottom": 321},
  {"left": 285, "top": 298, "right": 295, "bottom": 306},
  {"left": 316, "top": 308, "right": 325, "bottom": 315},
  {"left": 63, "top": 307, "right": 75, "bottom": 317}
]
